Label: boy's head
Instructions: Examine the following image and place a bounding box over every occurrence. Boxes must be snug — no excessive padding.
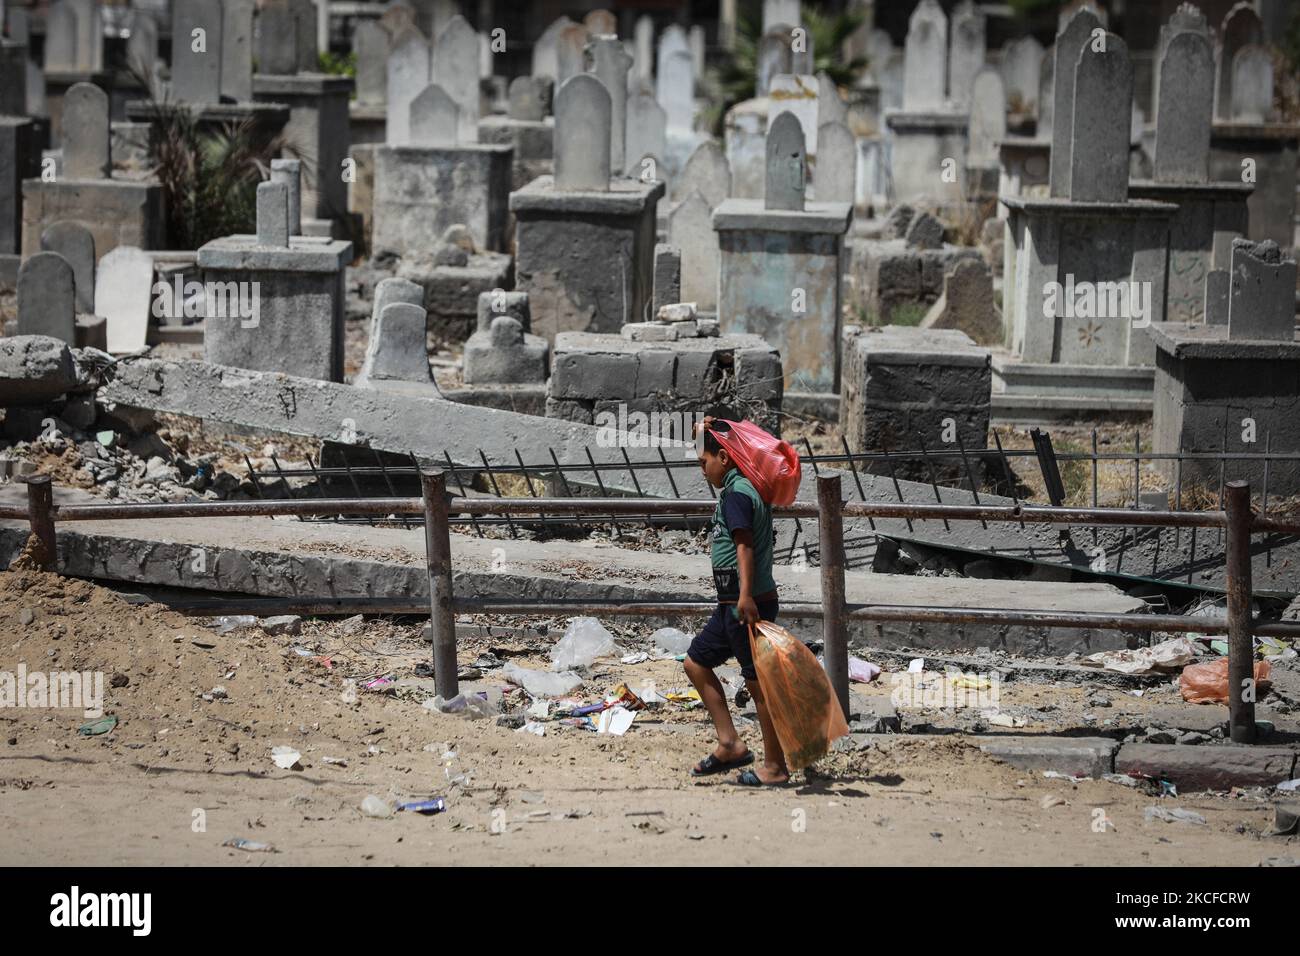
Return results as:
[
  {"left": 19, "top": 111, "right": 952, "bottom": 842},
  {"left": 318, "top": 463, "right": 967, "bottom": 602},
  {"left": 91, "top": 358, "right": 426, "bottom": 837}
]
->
[{"left": 698, "top": 422, "right": 735, "bottom": 488}]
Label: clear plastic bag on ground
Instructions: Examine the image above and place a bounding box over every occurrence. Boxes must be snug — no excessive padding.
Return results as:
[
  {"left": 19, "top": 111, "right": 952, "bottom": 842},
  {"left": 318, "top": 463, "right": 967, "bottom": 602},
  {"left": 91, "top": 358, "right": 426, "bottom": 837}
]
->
[
  {"left": 708, "top": 419, "right": 802, "bottom": 506},
  {"left": 1179, "top": 658, "right": 1272, "bottom": 705},
  {"left": 749, "top": 621, "right": 849, "bottom": 770},
  {"left": 651, "top": 627, "right": 693, "bottom": 656},
  {"left": 550, "top": 617, "right": 619, "bottom": 669},
  {"left": 502, "top": 662, "right": 584, "bottom": 698}
]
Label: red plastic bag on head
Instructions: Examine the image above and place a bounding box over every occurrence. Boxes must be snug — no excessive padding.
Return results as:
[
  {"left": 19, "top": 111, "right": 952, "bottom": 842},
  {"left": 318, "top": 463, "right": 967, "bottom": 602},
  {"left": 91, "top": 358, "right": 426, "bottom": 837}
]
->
[
  {"left": 708, "top": 419, "right": 802, "bottom": 506},
  {"left": 748, "top": 621, "right": 849, "bottom": 770}
]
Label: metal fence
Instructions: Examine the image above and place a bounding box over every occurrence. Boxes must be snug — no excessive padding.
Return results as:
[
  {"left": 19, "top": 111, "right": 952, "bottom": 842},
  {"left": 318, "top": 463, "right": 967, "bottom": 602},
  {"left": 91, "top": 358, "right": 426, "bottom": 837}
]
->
[{"left": 7, "top": 473, "right": 1300, "bottom": 746}]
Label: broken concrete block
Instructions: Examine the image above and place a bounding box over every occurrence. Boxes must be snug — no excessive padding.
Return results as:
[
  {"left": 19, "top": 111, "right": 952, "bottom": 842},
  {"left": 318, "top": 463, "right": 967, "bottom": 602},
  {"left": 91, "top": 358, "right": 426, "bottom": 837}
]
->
[
  {"left": 652, "top": 243, "right": 681, "bottom": 317},
  {"left": 1115, "top": 743, "right": 1296, "bottom": 790},
  {"left": 904, "top": 211, "right": 944, "bottom": 249},
  {"left": 657, "top": 302, "right": 697, "bottom": 323},
  {"left": 0, "top": 335, "right": 79, "bottom": 406},
  {"left": 921, "top": 258, "right": 1004, "bottom": 346},
  {"left": 1226, "top": 238, "right": 1297, "bottom": 341},
  {"left": 621, "top": 322, "right": 678, "bottom": 342},
  {"left": 883, "top": 203, "right": 914, "bottom": 239},
  {"left": 696, "top": 316, "right": 720, "bottom": 337}
]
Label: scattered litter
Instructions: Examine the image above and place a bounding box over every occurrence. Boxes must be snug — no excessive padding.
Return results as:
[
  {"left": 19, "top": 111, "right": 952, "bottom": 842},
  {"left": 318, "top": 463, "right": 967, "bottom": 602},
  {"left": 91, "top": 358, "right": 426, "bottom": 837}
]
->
[
  {"left": 1040, "top": 794, "right": 1067, "bottom": 809},
  {"left": 1257, "top": 636, "right": 1291, "bottom": 659},
  {"left": 1044, "top": 771, "right": 1084, "bottom": 782},
  {"left": 1268, "top": 805, "right": 1300, "bottom": 836},
  {"left": 222, "top": 837, "right": 275, "bottom": 853},
  {"left": 360, "top": 795, "right": 393, "bottom": 819},
  {"left": 517, "top": 722, "right": 547, "bottom": 736},
  {"left": 396, "top": 798, "right": 447, "bottom": 815},
  {"left": 259, "top": 615, "right": 301, "bottom": 636},
  {"left": 526, "top": 699, "right": 550, "bottom": 720},
  {"left": 423, "top": 693, "right": 499, "bottom": 719},
  {"left": 640, "top": 684, "right": 667, "bottom": 705},
  {"left": 270, "top": 746, "right": 302, "bottom": 770},
  {"left": 559, "top": 716, "right": 597, "bottom": 731},
  {"left": 364, "top": 674, "right": 395, "bottom": 690},
  {"left": 341, "top": 679, "right": 358, "bottom": 705},
  {"left": 290, "top": 646, "right": 314, "bottom": 657},
  {"left": 848, "top": 656, "right": 881, "bottom": 683},
  {"left": 1144, "top": 806, "right": 1206, "bottom": 826},
  {"left": 621, "top": 652, "right": 650, "bottom": 665},
  {"left": 502, "top": 662, "right": 583, "bottom": 698},
  {"left": 322, "top": 757, "right": 347, "bottom": 767},
  {"left": 1179, "top": 658, "right": 1272, "bottom": 705},
  {"left": 1081, "top": 637, "right": 1200, "bottom": 675},
  {"left": 907, "top": 658, "right": 924, "bottom": 674},
  {"left": 597, "top": 706, "right": 636, "bottom": 735},
  {"left": 1103, "top": 773, "right": 1141, "bottom": 788},
  {"left": 551, "top": 617, "right": 619, "bottom": 669},
  {"left": 651, "top": 627, "right": 693, "bottom": 656},
  {"left": 211, "top": 615, "right": 257, "bottom": 635},
  {"left": 950, "top": 673, "right": 991, "bottom": 690},
  {"left": 1159, "top": 780, "right": 1178, "bottom": 798},
  {"left": 1277, "top": 779, "right": 1300, "bottom": 792},
  {"left": 982, "top": 711, "right": 1026, "bottom": 728},
  {"left": 77, "top": 715, "right": 117, "bottom": 736},
  {"left": 1209, "top": 639, "right": 1229, "bottom": 656},
  {"left": 665, "top": 689, "right": 702, "bottom": 707}
]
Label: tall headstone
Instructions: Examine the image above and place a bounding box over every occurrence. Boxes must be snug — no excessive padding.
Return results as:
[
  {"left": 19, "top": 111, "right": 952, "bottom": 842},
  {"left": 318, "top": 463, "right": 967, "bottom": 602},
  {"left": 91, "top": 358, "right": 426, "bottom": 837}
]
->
[
  {"left": 689, "top": 25, "right": 705, "bottom": 78},
  {"left": 768, "top": 74, "right": 819, "bottom": 155},
  {"left": 257, "top": 0, "right": 300, "bottom": 76},
  {"left": 948, "top": 0, "right": 986, "bottom": 110},
  {"left": 222, "top": 0, "right": 255, "bottom": 103},
  {"left": 556, "top": 23, "right": 589, "bottom": 86},
  {"left": 1154, "top": 30, "right": 1214, "bottom": 183},
  {"left": 1215, "top": 2, "right": 1262, "bottom": 120},
  {"left": 69, "top": 0, "right": 102, "bottom": 71},
  {"left": 584, "top": 9, "right": 617, "bottom": 37},
  {"left": 1048, "top": 5, "right": 1103, "bottom": 198},
  {"left": 430, "top": 15, "right": 480, "bottom": 143},
  {"left": 62, "top": 82, "right": 110, "bottom": 180},
  {"left": 386, "top": 29, "right": 430, "bottom": 144},
  {"left": 902, "top": 0, "right": 947, "bottom": 111},
  {"left": 172, "top": 0, "right": 224, "bottom": 104},
  {"left": 256, "top": 180, "right": 290, "bottom": 247},
  {"left": 507, "top": 75, "right": 550, "bottom": 122},
  {"left": 658, "top": 48, "right": 694, "bottom": 134},
  {"left": 763, "top": 0, "right": 801, "bottom": 33},
  {"left": 815, "top": 121, "right": 855, "bottom": 203},
  {"left": 96, "top": 245, "right": 154, "bottom": 354},
  {"left": 1226, "top": 239, "right": 1297, "bottom": 340},
  {"left": 817, "top": 72, "right": 848, "bottom": 129},
  {"left": 127, "top": 10, "right": 159, "bottom": 76},
  {"left": 532, "top": 16, "right": 573, "bottom": 79},
  {"left": 44, "top": 1, "right": 78, "bottom": 72},
  {"left": 409, "top": 82, "right": 458, "bottom": 146},
  {"left": 40, "top": 221, "right": 95, "bottom": 313},
  {"left": 765, "top": 110, "right": 805, "bottom": 212},
  {"left": 1230, "top": 45, "right": 1273, "bottom": 123},
  {"left": 17, "top": 252, "right": 76, "bottom": 343},
  {"left": 270, "top": 158, "right": 302, "bottom": 235},
  {"left": 676, "top": 140, "right": 731, "bottom": 207},
  {"left": 633, "top": 15, "right": 654, "bottom": 86},
  {"left": 1069, "top": 33, "right": 1132, "bottom": 203},
  {"left": 756, "top": 27, "right": 793, "bottom": 97},
  {"left": 354, "top": 20, "right": 390, "bottom": 106},
  {"left": 1152, "top": 2, "right": 1209, "bottom": 118},
  {"left": 1000, "top": 36, "right": 1043, "bottom": 116},
  {"left": 554, "top": 74, "right": 611, "bottom": 191},
  {"left": 1037, "top": 43, "right": 1055, "bottom": 137},
  {"left": 967, "top": 67, "right": 1005, "bottom": 168},
  {"left": 588, "top": 34, "right": 632, "bottom": 172},
  {"left": 625, "top": 91, "right": 667, "bottom": 176},
  {"left": 293, "top": 0, "right": 319, "bottom": 72},
  {"left": 669, "top": 190, "right": 719, "bottom": 309}
]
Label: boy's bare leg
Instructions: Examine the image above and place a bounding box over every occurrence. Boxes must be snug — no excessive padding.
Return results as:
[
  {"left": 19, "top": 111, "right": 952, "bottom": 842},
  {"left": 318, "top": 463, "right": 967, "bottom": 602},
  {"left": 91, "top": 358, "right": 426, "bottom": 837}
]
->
[
  {"left": 745, "top": 678, "right": 790, "bottom": 784},
  {"left": 684, "top": 657, "right": 749, "bottom": 766}
]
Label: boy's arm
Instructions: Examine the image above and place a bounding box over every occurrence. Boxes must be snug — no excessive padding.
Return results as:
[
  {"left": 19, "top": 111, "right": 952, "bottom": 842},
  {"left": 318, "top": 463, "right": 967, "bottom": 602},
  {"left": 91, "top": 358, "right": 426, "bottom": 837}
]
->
[{"left": 733, "top": 529, "right": 758, "bottom": 626}]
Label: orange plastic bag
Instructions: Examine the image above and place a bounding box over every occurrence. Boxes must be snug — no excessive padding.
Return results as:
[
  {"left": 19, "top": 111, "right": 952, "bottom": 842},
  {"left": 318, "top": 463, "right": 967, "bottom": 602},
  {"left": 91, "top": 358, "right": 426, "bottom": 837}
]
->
[
  {"left": 748, "top": 621, "right": 849, "bottom": 770},
  {"left": 709, "top": 420, "right": 802, "bottom": 506},
  {"left": 1178, "top": 658, "right": 1272, "bottom": 705}
]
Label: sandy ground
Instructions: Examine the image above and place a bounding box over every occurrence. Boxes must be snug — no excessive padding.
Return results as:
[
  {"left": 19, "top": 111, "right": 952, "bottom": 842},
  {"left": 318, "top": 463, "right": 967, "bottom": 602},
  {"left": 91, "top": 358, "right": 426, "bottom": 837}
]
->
[{"left": 0, "top": 570, "right": 1295, "bottom": 867}]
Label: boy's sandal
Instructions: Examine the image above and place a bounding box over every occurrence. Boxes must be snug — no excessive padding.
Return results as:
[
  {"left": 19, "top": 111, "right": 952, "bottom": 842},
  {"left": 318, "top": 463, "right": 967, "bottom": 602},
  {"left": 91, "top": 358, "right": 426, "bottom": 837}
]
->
[
  {"left": 691, "top": 751, "right": 754, "bottom": 776},
  {"left": 734, "top": 768, "right": 790, "bottom": 787}
]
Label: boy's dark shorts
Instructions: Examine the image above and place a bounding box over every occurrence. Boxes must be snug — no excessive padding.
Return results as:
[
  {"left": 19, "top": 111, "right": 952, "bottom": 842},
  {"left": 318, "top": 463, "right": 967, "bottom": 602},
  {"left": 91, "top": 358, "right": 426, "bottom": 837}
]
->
[{"left": 686, "top": 599, "right": 780, "bottom": 681}]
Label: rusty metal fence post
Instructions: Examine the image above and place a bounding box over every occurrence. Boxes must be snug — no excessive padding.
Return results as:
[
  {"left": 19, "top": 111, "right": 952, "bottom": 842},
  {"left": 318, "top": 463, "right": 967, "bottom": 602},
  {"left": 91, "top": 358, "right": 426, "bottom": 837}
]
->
[
  {"left": 817, "top": 474, "right": 849, "bottom": 722},
  {"left": 25, "top": 475, "right": 56, "bottom": 572},
  {"left": 420, "top": 469, "right": 458, "bottom": 699},
  {"left": 1224, "top": 480, "right": 1255, "bottom": 743}
]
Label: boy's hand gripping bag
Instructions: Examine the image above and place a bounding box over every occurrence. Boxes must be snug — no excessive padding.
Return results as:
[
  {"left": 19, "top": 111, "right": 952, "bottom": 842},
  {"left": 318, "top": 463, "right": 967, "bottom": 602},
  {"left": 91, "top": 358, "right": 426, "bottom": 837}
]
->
[
  {"left": 709, "top": 420, "right": 802, "bottom": 506},
  {"left": 748, "top": 621, "right": 849, "bottom": 770}
]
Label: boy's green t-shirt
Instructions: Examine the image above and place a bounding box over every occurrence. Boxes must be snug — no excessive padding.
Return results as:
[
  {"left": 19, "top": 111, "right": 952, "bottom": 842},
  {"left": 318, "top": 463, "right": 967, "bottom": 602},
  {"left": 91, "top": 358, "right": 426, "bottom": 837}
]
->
[{"left": 709, "top": 468, "right": 777, "bottom": 612}]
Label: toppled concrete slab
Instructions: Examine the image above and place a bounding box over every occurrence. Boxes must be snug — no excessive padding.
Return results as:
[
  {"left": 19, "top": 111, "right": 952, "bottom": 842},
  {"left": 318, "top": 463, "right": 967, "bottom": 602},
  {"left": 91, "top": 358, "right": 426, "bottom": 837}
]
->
[
  {"left": 0, "top": 335, "right": 81, "bottom": 406},
  {"left": 97, "top": 357, "right": 709, "bottom": 498},
  {"left": 979, "top": 736, "right": 1119, "bottom": 779},
  {"left": 0, "top": 486, "right": 1147, "bottom": 654},
  {"left": 1115, "top": 743, "right": 1296, "bottom": 791}
]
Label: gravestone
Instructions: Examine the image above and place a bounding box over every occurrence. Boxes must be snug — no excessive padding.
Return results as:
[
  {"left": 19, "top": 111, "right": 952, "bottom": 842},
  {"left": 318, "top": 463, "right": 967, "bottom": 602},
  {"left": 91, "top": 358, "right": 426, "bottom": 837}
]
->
[
  {"left": 756, "top": 27, "right": 793, "bottom": 97},
  {"left": 652, "top": 244, "right": 681, "bottom": 316},
  {"left": 921, "top": 257, "right": 1002, "bottom": 345},
  {"left": 96, "top": 245, "right": 154, "bottom": 354},
  {"left": 556, "top": 23, "right": 589, "bottom": 86},
  {"left": 589, "top": 34, "right": 633, "bottom": 171},
  {"left": 507, "top": 76, "right": 551, "bottom": 122},
  {"left": 1204, "top": 269, "right": 1229, "bottom": 325},
  {"left": 1049, "top": 5, "right": 1103, "bottom": 198},
  {"left": 1226, "top": 239, "right": 1296, "bottom": 340},
  {"left": 658, "top": 49, "right": 694, "bottom": 134},
  {"left": 431, "top": 15, "right": 480, "bottom": 143},
  {"left": 532, "top": 16, "right": 573, "bottom": 79},
  {"left": 948, "top": 0, "right": 986, "bottom": 111},
  {"left": 17, "top": 252, "right": 76, "bottom": 343},
  {"left": 763, "top": 0, "right": 801, "bottom": 33},
  {"left": 554, "top": 74, "right": 611, "bottom": 191},
  {"left": 44, "top": 1, "right": 78, "bottom": 72},
  {"left": 634, "top": 16, "right": 654, "bottom": 86},
  {"left": 1230, "top": 45, "right": 1273, "bottom": 123},
  {"left": 62, "top": 82, "right": 110, "bottom": 180},
  {"left": 1037, "top": 43, "right": 1054, "bottom": 137},
  {"left": 903, "top": 0, "right": 947, "bottom": 111},
  {"left": 356, "top": 302, "right": 439, "bottom": 392},
  {"left": 676, "top": 140, "right": 731, "bottom": 207},
  {"left": 410, "top": 83, "right": 458, "bottom": 147},
  {"left": 814, "top": 121, "right": 855, "bottom": 204},
  {"left": 173, "top": 0, "right": 224, "bottom": 104},
  {"left": 584, "top": 9, "right": 617, "bottom": 37},
  {"left": 256, "top": 181, "right": 290, "bottom": 247},
  {"left": 69, "top": 0, "right": 102, "bottom": 71},
  {"left": 1000, "top": 36, "right": 1043, "bottom": 116},
  {"left": 354, "top": 20, "right": 390, "bottom": 106},
  {"left": 40, "top": 221, "right": 95, "bottom": 313},
  {"left": 127, "top": 10, "right": 158, "bottom": 76},
  {"left": 768, "top": 74, "right": 819, "bottom": 155},
  {"left": 1152, "top": 1, "right": 1208, "bottom": 118},
  {"left": 1154, "top": 30, "right": 1214, "bottom": 183},
  {"left": 765, "top": 110, "right": 805, "bottom": 212},
  {"left": 1215, "top": 2, "right": 1262, "bottom": 120},
  {"left": 256, "top": 0, "right": 299, "bottom": 76},
  {"left": 270, "top": 158, "right": 303, "bottom": 235},
  {"left": 1069, "top": 33, "right": 1132, "bottom": 203},
  {"left": 669, "top": 190, "right": 719, "bottom": 310},
  {"left": 386, "top": 29, "right": 431, "bottom": 144},
  {"left": 221, "top": 0, "right": 255, "bottom": 103},
  {"left": 690, "top": 25, "right": 705, "bottom": 78},
  {"left": 817, "top": 72, "right": 848, "bottom": 129},
  {"left": 292, "top": 0, "right": 318, "bottom": 72},
  {"left": 967, "top": 68, "right": 1006, "bottom": 169},
  {"left": 625, "top": 91, "right": 667, "bottom": 177}
]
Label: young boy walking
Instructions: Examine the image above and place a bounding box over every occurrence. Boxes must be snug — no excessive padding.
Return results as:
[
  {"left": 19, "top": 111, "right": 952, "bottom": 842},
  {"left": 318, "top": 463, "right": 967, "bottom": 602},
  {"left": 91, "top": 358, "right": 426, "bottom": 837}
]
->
[{"left": 684, "top": 418, "right": 789, "bottom": 786}]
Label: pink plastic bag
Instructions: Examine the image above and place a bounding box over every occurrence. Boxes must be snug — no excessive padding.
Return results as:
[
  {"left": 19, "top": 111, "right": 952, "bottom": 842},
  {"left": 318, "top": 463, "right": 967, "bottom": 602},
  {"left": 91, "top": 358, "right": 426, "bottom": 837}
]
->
[{"left": 708, "top": 419, "right": 802, "bottom": 506}]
